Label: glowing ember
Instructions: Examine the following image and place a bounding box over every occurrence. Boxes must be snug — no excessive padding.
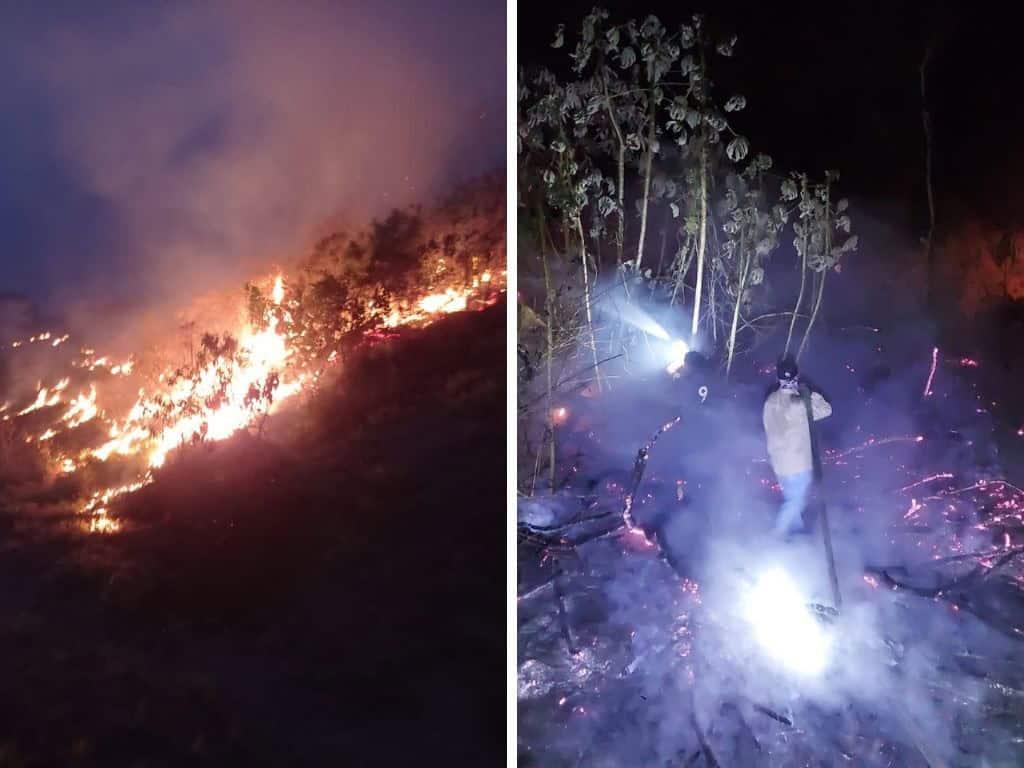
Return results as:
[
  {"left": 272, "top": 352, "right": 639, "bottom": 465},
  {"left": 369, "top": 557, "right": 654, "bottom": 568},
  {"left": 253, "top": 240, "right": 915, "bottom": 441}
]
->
[
  {"left": 552, "top": 406, "right": 568, "bottom": 425},
  {"left": 903, "top": 498, "right": 924, "bottom": 520},
  {"left": 272, "top": 275, "right": 285, "bottom": 305},
  {"left": 923, "top": 346, "right": 938, "bottom": 397}
]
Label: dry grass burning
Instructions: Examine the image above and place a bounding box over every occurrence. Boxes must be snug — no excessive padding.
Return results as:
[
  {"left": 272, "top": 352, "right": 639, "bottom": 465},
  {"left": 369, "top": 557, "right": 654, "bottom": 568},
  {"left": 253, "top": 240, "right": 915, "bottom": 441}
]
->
[{"left": 2, "top": 266, "right": 505, "bottom": 533}]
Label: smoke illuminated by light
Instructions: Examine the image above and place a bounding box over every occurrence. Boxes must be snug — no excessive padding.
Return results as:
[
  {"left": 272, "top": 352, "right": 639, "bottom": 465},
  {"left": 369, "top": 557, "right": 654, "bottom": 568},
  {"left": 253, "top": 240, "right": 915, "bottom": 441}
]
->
[{"left": 742, "top": 566, "right": 832, "bottom": 678}]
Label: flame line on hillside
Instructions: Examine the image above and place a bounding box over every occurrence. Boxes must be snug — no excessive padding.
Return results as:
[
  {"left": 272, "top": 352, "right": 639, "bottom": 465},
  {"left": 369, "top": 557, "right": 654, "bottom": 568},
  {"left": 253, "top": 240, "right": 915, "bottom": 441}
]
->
[{"left": 7, "top": 269, "right": 505, "bottom": 533}]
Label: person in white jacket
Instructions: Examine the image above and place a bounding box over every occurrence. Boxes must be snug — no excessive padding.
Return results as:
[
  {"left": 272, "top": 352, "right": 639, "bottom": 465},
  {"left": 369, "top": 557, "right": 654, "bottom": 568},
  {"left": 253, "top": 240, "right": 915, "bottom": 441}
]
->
[{"left": 762, "top": 355, "right": 832, "bottom": 535}]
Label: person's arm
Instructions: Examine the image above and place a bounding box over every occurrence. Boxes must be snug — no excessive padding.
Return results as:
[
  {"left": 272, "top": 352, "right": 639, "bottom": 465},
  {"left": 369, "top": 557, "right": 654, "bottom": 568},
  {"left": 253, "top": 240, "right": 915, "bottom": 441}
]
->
[{"left": 810, "top": 391, "right": 832, "bottom": 420}]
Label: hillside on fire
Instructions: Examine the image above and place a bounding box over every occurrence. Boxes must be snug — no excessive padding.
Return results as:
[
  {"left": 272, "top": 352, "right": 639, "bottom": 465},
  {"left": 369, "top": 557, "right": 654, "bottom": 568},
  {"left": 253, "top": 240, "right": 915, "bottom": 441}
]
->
[
  {"left": 518, "top": 5, "right": 1024, "bottom": 766},
  {"left": 0, "top": 174, "right": 505, "bottom": 765}
]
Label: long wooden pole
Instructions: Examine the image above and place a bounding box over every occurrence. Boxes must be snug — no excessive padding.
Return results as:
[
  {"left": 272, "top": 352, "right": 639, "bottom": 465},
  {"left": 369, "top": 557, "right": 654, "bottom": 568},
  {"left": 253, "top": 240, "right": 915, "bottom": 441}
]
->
[{"left": 802, "top": 387, "right": 841, "bottom": 610}]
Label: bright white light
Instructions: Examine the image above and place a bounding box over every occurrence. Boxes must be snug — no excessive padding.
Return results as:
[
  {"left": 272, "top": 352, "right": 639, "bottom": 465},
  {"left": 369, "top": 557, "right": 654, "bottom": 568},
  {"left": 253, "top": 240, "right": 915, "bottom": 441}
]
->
[
  {"left": 665, "top": 339, "right": 690, "bottom": 374},
  {"left": 742, "top": 566, "right": 832, "bottom": 677}
]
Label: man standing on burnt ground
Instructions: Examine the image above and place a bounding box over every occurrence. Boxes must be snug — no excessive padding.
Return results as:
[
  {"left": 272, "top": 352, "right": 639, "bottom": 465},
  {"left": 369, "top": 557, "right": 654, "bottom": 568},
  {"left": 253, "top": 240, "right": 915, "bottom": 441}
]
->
[{"left": 763, "top": 355, "right": 832, "bottom": 537}]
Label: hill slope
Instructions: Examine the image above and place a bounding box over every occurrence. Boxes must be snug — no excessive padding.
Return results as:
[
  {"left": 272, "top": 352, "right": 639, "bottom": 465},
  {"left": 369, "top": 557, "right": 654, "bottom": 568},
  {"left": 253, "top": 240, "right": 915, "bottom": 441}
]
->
[{"left": 0, "top": 300, "right": 504, "bottom": 766}]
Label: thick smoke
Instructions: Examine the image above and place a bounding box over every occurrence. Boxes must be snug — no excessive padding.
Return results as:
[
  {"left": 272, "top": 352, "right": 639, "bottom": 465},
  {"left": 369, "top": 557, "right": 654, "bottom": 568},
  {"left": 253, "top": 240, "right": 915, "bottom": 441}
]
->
[
  {"left": 1, "top": 0, "right": 503, "bottom": 318},
  {"left": 519, "top": 227, "right": 1023, "bottom": 763}
]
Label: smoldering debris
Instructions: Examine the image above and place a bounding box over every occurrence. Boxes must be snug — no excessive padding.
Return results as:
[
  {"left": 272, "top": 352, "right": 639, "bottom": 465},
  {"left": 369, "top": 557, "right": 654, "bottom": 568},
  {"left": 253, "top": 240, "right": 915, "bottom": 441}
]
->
[{"left": 518, "top": 325, "right": 1024, "bottom": 766}]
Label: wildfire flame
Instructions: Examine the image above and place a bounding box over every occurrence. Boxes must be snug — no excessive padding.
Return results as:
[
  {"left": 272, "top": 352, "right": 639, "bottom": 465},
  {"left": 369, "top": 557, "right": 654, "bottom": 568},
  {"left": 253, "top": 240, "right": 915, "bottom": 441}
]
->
[{"left": 3, "top": 267, "right": 505, "bottom": 533}]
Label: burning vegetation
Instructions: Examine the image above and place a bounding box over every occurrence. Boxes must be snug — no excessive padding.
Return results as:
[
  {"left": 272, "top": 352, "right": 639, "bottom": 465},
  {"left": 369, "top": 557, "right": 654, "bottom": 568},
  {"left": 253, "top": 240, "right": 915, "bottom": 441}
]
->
[{"left": 0, "top": 176, "right": 505, "bottom": 534}]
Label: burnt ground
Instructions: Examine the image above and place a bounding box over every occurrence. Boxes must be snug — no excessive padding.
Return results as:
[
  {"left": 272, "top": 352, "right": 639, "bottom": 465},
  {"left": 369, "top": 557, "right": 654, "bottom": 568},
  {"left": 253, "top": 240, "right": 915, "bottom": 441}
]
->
[{"left": 0, "top": 301, "right": 505, "bottom": 767}]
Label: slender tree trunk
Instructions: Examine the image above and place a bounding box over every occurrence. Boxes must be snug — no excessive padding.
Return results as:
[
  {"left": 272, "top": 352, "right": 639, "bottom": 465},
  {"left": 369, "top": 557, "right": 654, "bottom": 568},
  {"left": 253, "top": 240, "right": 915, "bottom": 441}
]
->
[
  {"left": 601, "top": 74, "right": 627, "bottom": 267},
  {"left": 798, "top": 268, "right": 828, "bottom": 361},
  {"left": 577, "top": 216, "right": 603, "bottom": 393},
  {"left": 536, "top": 198, "right": 548, "bottom": 257},
  {"left": 798, "top": 178, "right": 832, "bottom": 361},
  {"left": 709, "top": 260, "right": 718, "bottom": 343},
  {"left": 651, "top": 217, "right": 668, "bottom": 297},
  {"left": 785, "top": 234, "right": 808, "bottom": 355},
  {"left": 615, "top": 144, "right": 626, "bottom": 266},
  {"left": 591, "top": 213, "right": 603, "bottom": 274},
  {"left": 670, "top": 233, "right": 693, "bottom": 306},
  {"left": 690, "top": 143, "right": 708, "bottom": 337},
  {"left": 635, "top": 97, "right": 657, "bottom": 271},
  {"left": 726, "top": 233, "right": 749, "bottom": 377},
  {"left": 541, "top": 249, "right": 556, "bottom": 491}
]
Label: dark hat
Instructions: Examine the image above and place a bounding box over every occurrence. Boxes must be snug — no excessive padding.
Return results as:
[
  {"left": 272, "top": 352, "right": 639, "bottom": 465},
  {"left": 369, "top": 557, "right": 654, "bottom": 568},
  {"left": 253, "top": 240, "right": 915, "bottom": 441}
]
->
[{"left": 776, "top": 354, "right": 799, "bottom": 381}]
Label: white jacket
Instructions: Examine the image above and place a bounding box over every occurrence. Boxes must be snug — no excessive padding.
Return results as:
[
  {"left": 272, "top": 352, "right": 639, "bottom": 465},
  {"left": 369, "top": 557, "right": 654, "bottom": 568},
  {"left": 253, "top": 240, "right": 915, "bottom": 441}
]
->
[{"left": 762, "top": 387, "right": 832, "bottom": 477}]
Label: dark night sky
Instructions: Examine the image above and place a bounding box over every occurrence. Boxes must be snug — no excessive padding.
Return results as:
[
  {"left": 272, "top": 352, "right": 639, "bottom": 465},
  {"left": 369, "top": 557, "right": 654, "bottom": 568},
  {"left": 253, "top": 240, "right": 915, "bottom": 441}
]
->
[
  {"left": 519, "top": 1, "right": 1022, "bottom": 235},
  {"left": 0, "top": 0, "right": 504, "bottom": 314}
]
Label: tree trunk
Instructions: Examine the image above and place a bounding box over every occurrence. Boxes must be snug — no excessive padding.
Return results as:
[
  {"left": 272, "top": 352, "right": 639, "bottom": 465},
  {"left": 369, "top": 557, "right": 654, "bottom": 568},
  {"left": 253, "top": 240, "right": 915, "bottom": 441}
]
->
[
  {"left": 798, "top": 179, "right": 832, "bottom": 361},
  {"left": 601, "top": 74, "right": 627, "bottom": 267},
  {"left": 577, "top": 216, "right": 603, "bottom": 393},
  {"left": 709, "top": 257, "right": 718, "bottom": 343},
  {"left": 726, "top": 235, "right": 749, "bottom": 378},
  {"left": 635, "top": 97, "right": 657, "bottom": 271},
  {"left": 591, "top": 213, "right": 603, "bottom": 274},
  {"left": 670, "top": 233, "right": 694, "bottom": 307},
  {"left": 651, "top": 216, "right": 668, "bottom": 297},
  {"left": 690, "top": 144, "right": 708, "bottom": 337},
  {"left": 536, "top": 197, "right": 548, "bottom": 257},
  {"left": 798, "top": 268, "right": 827, "bottom": 361},
  {"left": 540, "top": 249, "right": 556, "bottom": 491},
  {"left": 615, "top": 144, "right": 626, "bottom": 267},
  {"left": 785, "top": 233, "right": 808, "bottom": 355}
]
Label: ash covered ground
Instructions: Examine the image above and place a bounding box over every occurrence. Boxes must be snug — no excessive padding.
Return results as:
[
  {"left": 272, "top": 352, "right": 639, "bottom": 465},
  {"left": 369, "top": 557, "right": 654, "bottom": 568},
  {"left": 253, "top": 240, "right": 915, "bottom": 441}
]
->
[
  {"left": 0, "top": 302, "right": 503, "bottom": 766},
  {"left": 518, "top": 313, "right": 1024, "bottom": 766}
]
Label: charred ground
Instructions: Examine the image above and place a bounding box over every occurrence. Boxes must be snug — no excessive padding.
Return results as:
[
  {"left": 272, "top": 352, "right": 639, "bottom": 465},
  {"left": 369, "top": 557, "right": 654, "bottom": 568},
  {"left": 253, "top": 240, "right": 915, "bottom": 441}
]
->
[{"left": 0, "top": 300, "right": 504, "bottom": 766}]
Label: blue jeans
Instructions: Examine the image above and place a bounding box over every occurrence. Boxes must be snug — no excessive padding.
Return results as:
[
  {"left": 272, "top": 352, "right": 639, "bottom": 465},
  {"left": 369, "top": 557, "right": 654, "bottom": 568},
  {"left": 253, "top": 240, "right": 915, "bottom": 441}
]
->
[{"left": 775, "top": 470, "right": 813, "bottom": 535}]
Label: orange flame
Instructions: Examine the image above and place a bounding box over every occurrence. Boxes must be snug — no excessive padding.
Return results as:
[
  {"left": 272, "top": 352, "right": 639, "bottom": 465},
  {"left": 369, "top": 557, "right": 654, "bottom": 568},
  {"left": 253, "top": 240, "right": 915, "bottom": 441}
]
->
[{"left": 7, "top": 267, "right": 504, "bottom": 532}]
